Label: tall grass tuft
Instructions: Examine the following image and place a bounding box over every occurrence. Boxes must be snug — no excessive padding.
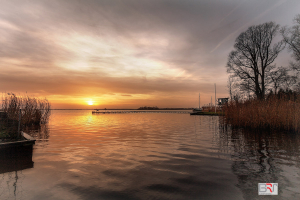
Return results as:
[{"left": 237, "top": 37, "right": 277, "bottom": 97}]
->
[
  {"left": 2, "top": 93, "right": 51, "bottom": 125},
  {"left": 223, "top": 94, "right": 300, "bottom": 132}
]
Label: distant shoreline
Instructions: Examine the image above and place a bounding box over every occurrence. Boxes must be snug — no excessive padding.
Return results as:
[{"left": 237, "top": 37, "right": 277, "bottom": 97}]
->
[{"left": 51, "top": 108, "right": 193, "bottom": 110}]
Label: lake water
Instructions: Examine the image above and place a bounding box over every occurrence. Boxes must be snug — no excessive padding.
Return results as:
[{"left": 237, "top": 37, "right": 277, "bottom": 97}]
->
[{"left": 1, "top": 110, "right": 300, "bottom": 200}]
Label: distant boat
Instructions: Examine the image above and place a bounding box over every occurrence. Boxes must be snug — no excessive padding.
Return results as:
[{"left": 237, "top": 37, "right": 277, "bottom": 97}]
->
[{"left": 192, "top": 93, "right": 202, "bottom": 113}]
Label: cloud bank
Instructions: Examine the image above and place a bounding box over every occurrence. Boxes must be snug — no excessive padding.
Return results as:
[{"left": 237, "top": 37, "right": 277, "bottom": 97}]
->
[{"left": 0, "top": 0, "right": 299, "bottom": 108}]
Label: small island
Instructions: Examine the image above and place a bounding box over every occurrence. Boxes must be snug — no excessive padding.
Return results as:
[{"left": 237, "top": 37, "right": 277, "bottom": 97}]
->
[{"left": 137, "top": 106, "right": 159, "bottom": 110}]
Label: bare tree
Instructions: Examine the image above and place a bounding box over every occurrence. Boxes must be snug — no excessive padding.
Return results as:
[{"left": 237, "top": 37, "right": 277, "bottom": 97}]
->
[
  {"left": 239, "top": 79, "right": 254, "bottom": 99},
  {"left": 295, "top": 82, "right": 300, "bottom": 93},
  {"left": 227, "top": 22, "right": 284, "bottom": 99},
  {"left": 227, "top": 76, "right": 250, "bottom": 101},
  {"left": 227, "top": 75, "right": 234, "bottom": 101},
  {"left": 282, "top": 14, "right": 300, "bottom": 71},
  {"left": 268, "top": 67, "right": 297, "bottom": 94},
  {"left": 282, "top": 74, "right": 298, "bottom": 91},
  {"left": 268, "top": 67, "right": 288, "bottom": 94}
]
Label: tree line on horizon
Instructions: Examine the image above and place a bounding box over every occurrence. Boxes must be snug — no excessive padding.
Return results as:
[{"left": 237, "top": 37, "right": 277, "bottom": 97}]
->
[{"left": 227, "top": 14, "right": 300, "bottom": 100}]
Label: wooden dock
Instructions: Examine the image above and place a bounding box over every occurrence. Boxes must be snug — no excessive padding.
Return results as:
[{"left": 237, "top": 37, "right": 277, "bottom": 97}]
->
[{"left": 92, "top": 110, "right": 191, "bottom": 114}]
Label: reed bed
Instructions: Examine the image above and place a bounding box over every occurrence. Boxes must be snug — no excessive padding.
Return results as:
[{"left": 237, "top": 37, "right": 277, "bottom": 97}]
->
[
  {"left": 224, "top": 95, "right": 300, "bottom": 132},
  {"left": 2, "top": 93, "right": 51, "bottom": 125}
]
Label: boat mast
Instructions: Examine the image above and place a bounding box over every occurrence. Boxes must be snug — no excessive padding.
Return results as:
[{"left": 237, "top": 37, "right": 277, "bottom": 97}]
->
[
  {"left": 214, "top": 83, "right": 216, "bottom": 113},
  {"left": 199, "top": 93, "right": 200, "bottom": 109}
]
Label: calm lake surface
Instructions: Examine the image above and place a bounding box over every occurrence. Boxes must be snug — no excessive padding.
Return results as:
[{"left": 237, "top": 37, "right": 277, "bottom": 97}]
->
[{"left": 1, "top": 110, "right": 300, "bottom": 200}]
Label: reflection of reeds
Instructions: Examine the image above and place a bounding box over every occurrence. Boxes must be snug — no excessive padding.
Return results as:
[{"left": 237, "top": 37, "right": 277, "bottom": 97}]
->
[
  {"left": 2, "top": 93, "right": 51, "bottom": 125},
  {"left": 217, "top": 120, "right": 300, "bottom": 199},
  {"left": 223, "top": 95, "right": 300, "bottom": 132}
]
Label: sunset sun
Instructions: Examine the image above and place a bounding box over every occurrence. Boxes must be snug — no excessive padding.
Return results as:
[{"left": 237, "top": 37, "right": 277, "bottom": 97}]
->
[{"left": 1, "top": 1, "right": 299, "bottom": 199}]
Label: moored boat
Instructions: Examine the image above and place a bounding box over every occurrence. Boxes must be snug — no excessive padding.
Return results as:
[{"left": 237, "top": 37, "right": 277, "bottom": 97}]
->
[{"left": 191, "top": 93, "right": 203, "bottom": 114}]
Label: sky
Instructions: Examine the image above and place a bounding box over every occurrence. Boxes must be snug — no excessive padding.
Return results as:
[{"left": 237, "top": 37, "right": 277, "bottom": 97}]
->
[{"left": 0, "top": 0, "right": 299, "bottom": 109}]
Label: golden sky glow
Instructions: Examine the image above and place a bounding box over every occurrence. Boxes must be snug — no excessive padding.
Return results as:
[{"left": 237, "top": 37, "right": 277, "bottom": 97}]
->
[{"left": 0, "top": 0, "right": 299, "bottom": 109}]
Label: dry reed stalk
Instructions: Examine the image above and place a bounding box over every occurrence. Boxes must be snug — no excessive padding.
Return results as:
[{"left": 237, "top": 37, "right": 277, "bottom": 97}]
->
[
  {"left": 224, "top": 95, "right": 300, "bottom": 132},
  {"left": 2, "top": 93, "right": 51, "bottom": 126}
]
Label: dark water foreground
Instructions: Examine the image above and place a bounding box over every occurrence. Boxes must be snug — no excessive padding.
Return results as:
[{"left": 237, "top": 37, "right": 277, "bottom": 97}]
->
[{"left": 0, "top": 110, "right": 299, "bottom": 200}]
